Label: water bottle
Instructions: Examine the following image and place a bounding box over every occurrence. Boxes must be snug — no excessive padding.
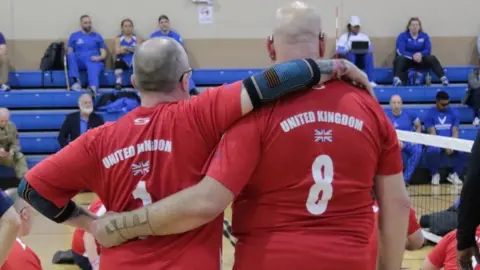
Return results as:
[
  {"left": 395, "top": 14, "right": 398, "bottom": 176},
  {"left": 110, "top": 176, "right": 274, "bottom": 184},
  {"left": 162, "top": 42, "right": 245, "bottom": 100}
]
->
[{"left": 425, "top": 72, "right": 432, "bottom": 86}]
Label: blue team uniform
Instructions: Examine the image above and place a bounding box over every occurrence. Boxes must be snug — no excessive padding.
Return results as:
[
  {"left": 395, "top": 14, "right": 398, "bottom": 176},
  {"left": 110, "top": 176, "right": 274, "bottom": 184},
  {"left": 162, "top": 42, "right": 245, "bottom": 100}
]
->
[
  {"left": 67, "top": 31, "right": 106, "bottom": 89},
  {"left": 385, "top": 109, "right": 422, "bottom": 183},
  {"left": 150, "top": 30, "right": 196, "bottom": 91},
  {"left": 396, "top": 31, "right": 431, "bottom": 59},
  {"left": 118, "top": 35, "right": 136, "bottom": 68},
  {"left": 0, "top": 189, "right": 13, "bottom": 217},
  {"left": 423, "top": 107, "right": 464, "bottom": 175}
]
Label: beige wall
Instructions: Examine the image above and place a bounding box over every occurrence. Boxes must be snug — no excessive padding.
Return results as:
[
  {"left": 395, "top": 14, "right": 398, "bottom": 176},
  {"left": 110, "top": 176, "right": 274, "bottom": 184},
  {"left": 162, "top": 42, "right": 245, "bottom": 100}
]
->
[{"left": 2, "top": 0, "right": 480, "bottom": 69}]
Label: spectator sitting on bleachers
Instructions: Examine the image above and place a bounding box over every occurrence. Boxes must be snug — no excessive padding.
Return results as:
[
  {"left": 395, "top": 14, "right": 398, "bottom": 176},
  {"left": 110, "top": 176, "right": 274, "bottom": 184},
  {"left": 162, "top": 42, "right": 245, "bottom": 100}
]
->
[
  {"left": 336, "top": 16, "right": 376, "bottom": 86},
  {"left": 393, "top": 17, "right": 448, "bottom": 87},
  {"left": 67, "top": 15, "right": 107, "bottom": 96},
  {"left": 114, "top": 19, "right": 142, "bottom": 91},
  {"left": 423, "top": 91, "right": 463, "bottom": 185},
  {"left": 150, "top": 15, "right": 198, "bottom": 95},
  {"left": 57, "top": 93, "right": 104, "bottom": 149},
  {"left": 0, "top": 31, "right": 10, "bottom": 92},
  {"left": 464, "top": 67, "right": 480, "bottom": 126},
  {"left": 385, "top": 94, "right": 423, "bottom": 185},
  {"left": 0, "top": 108, "right": 28, "bottom": 181}
]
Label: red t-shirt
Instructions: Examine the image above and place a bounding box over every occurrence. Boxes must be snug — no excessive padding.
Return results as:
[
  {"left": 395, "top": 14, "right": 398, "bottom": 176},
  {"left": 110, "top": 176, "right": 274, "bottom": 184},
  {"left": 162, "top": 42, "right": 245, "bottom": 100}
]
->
[
  {"left": 428, "top": 228, "right": 480, "bottom": 270},
  {"left": 1, "top": 238, "right": 42, "bottom": 270},
  {"left": 206, "top": 80, "right": 402, "bottom": 270},
  {"left": 71, "top": 199, "right": 105, "bottom": 256},
  {"left": 25, "top": 83, "right": 243, "bottom": 270},
  {"left": 369, "top": 204, "right": 422, "bottom": 269}
]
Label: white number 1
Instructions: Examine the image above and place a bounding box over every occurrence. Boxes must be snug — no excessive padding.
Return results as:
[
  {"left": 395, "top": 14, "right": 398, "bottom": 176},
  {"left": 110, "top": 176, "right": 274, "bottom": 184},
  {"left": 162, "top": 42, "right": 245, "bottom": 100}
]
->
[
  {"left": 306, "top": 155, "right": 334, "bottom": 215},
  {"left": 132, "top": 181, "right": 153, "bottom": 207}
]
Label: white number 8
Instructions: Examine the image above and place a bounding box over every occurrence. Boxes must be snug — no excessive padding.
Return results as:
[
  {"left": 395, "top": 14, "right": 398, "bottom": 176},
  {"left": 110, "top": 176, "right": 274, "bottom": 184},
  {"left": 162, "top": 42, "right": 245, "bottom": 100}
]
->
[{"left": 306, "top": 155, "right": 334, "bottom": 215}]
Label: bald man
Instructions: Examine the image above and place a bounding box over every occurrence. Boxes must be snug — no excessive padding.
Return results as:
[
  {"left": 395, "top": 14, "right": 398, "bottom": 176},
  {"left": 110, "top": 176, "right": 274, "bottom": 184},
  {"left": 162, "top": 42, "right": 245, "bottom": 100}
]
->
[
  {"left": 19, "top": 32, "right": 373, "bottom": 270},
  {"left": 0, "top": 108, "right": 28, "bottom": 180},
  {"left": 1, "top": 189, "right": 41, "bottom": 270},
  {"left": 89, "top": 3, "right": 409, "bottom": 270},
  {"left": 57, "top": 93, "right": 104, "bottom": 148},
  {"left": 385, "top": 95, "right": 422, "bottom": 184}
]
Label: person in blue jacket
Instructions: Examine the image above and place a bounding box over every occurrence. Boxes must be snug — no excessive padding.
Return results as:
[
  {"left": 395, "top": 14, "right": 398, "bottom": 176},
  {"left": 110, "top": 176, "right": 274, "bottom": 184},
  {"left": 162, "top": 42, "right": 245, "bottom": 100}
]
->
[
  {"left": 114, "top": 19, "right": 143, "bottom": 91},
  {"left": 385, "top": 94, "right": 422, "bottom": 184},
  {"left": 150, "top": 15, "right": 198, "bottom": 95},
  {"left": 423, "top": 91, "right": 463, "bottom": 185},
  {"left": 393, "top": 17, "right": 448, "bottom": 87},
  {"left": 67, "top": 15, "right": 107, "bottom": 96}
]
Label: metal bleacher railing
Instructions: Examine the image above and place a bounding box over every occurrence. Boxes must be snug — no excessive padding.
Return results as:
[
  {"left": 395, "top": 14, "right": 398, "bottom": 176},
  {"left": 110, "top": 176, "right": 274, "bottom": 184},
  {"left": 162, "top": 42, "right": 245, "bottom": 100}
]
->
[{"left": 0, "top": 66, "right": 478, "bottom": 176}]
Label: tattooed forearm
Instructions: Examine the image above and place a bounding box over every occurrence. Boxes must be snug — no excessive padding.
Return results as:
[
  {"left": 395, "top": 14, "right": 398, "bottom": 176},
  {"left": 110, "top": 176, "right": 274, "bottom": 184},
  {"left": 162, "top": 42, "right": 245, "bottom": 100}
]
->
[
  {"left": 103, "top": 208, "right": 155, "bottom": 241},
  {"left": 315, "top": 59, "right": 351, "bottom": 76}
]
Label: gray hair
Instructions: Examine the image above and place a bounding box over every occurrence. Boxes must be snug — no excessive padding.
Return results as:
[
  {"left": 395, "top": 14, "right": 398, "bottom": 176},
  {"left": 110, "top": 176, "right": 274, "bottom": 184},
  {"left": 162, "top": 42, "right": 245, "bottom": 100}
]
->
[
  {"left": 0, "top": 107, "right": 9, "bottom": 117},
  {"left": 274, "top": 1, "right": 322, "bottom": 45},
  {"left": 133, "top": 37, "right": 190, "bottom": 93}
]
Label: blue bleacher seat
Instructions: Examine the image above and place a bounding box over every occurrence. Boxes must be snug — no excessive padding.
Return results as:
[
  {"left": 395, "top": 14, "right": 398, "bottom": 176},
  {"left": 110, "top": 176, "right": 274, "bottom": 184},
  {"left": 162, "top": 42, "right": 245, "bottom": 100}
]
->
[{"left": 5, "top": 66, "right": 475, "bottom": 89}]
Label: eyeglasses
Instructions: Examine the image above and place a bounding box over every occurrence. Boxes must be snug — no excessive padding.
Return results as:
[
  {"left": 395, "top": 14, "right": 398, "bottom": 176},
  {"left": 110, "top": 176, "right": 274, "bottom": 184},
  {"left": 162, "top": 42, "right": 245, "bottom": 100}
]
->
[{"left": 179, "top": 68, "right": 193, "bottom": 82}]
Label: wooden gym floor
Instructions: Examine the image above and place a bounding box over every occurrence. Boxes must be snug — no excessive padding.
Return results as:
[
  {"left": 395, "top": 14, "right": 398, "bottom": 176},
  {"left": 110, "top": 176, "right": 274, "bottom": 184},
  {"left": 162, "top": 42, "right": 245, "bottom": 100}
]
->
[{"left": 20, "top": 184, "right": 460, "bottom": 270}]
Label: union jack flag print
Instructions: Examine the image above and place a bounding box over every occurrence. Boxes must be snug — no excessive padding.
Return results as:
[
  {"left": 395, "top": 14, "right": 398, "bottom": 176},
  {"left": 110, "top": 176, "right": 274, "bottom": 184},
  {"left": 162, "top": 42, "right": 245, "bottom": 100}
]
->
[
  {"left": 132, "top": 161, "right": 150, "bottom": 176},
  {"left": 314, "top": 129, "right": 333, "bottom": 142}
]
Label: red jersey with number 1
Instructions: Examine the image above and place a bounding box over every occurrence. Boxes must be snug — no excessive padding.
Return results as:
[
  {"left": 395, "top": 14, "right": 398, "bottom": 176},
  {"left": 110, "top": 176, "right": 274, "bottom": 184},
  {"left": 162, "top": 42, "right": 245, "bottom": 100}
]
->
[
  {"left": 206, "top": 80, "right": 402, "bottom": 270},
  {"left": 25, "top": 83, "right": 244, "bottom": 270}
]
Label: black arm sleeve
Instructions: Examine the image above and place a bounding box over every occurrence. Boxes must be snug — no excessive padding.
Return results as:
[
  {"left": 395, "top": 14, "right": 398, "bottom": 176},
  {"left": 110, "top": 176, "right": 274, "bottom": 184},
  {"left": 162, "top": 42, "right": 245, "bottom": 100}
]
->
[
  {"left": 57, "top": 117, "right": 70, "bottom": 148},
  {"left": 457, "top": 130, "right": 480, "bottom": 250},
  {"left": 243, "top": 58, "right": 321, "bottom": 108}
]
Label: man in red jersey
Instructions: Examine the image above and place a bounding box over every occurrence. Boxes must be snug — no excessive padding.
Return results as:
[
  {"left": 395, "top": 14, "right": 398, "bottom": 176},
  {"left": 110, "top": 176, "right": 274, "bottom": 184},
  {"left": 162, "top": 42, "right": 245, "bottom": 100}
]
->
[
  {"left": 423, "top": 228, "right": 480, "bottom": 270},
  {"left": 89, "top": 2, "right": 410, "bottom": 270},
  {"left": 1, "top": 189, "right": 41, "bottom": 270},
  {"left": 18, "top": 33, "right": 373, "bottom": 270},
  {"left": 71, "top": 198, "right": 105, "bottom": 270}
]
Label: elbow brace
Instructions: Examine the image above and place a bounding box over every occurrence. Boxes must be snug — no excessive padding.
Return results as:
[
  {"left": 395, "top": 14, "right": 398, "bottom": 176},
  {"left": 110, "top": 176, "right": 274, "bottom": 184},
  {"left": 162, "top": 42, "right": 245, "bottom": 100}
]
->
[
  {"left": 243, "top": 58, "right": 321, "bottom": 108},
  {"left": 18, "top": 178, "right": 78, "bottom": 223}
]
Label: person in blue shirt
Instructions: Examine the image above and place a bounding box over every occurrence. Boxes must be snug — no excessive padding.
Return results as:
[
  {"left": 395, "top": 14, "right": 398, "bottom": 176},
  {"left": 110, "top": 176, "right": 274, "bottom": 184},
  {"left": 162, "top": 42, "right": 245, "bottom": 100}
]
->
[
  {"left": 114, "top": 19, "right": 142, "bottom": 91},
  {"left": 150, "top": 15, "right": 198, "bottom": 95},
  {"left": 423, "top": 91, "right": 463, "bottom": 185},
  {"left": 336, "top": 16, "right": 376, "bottom": 86},
  {"left": 0, "top": 189, "right": 20, "bottom": 266},
  {"left": 393, "top": 17, "right": 448, "bottom": 87},
  {"left": 385, "top": 94, "right": 422, "bottom": 184},
  {"left": 67, "top": 15, "right": 107, "bottom": 96}
]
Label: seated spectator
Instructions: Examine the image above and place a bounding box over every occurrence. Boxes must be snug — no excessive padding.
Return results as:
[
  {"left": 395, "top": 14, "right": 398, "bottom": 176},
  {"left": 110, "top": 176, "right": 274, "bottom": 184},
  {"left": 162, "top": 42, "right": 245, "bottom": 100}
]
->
[
  {"left": 1, "top": 188, "right": 41, "bottom": 270},
  {"left": 0, "top": 32, "right": 9, "bottom": 91},
  {"left": 114, "top": 19, "right": 142, "bottom": 91},
  {"left": 393, "top": 17, "right": 448, "bottom": 86},
  {"left": 0, "top": 108, "right": 28, "bottom": 181},
  {"left": 422, "top": 227, "right": 480, "bottom": 270},
  {"left": 385, "top": 94, "right": 422, "bottom": 184},
  {"left": 463, "top": 67, "right": 480, "bottom": 126},
  {"left": 57, "top": 93, "right": 104, "bottom": 148},
  {"left": 71, "top": 198, "right": 104, "bottom": 270},
  {"left": 336, "top": 16, "right": 376, "bottom": 86},
  {"left": 150, "top": 15, "right": 198, "bottom": 95},
  {"left": 67, "top": 15, "right": 106, "bottom": 96},
  {"left": 423, "top": 91, "right": 463, "bottom": 185}
]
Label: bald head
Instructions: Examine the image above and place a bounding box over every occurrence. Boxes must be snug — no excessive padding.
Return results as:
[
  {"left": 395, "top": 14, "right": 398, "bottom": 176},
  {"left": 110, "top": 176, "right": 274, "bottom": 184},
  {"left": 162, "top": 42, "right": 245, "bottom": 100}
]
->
[
  {"left": 0, "top": 108, "right": 9, "bottom": 128},
  {"left": 133, "top": 37, "right": 190, "bottom": 93},
  {"left": 274, "top": 1, "right": 321, "bottom": 45}
]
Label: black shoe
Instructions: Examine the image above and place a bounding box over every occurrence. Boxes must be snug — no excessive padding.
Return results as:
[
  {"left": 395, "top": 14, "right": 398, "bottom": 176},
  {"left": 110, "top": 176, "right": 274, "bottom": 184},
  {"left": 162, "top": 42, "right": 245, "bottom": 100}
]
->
[
  {"left": 52, "top": 249, "right": 75, "bottom": 265},
  {"left": 115, "top": 83, "right": 122, "bottom": 91}
]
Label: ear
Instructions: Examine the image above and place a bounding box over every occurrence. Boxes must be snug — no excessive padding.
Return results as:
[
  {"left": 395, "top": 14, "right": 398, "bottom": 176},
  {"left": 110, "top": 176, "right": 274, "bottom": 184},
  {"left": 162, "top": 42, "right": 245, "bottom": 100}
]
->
[
  {"left": 131, "top": 74, "right": 137, "bottom": 90},
  {"left": 180, "top": 73, "right": 190, "bottom": 94},
  {"left": 266, "top": 35, "right": 276, "bottom": 61}
]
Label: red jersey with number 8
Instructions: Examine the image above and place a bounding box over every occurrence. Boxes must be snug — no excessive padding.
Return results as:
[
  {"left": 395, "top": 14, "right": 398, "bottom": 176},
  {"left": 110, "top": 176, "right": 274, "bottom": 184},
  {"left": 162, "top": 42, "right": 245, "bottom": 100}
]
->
[
  {"left": 206, "top": 80, "right": 403, "bottom": 270},
  {"left": 25, "top": 83, "right": 245, "bottom": 270}
]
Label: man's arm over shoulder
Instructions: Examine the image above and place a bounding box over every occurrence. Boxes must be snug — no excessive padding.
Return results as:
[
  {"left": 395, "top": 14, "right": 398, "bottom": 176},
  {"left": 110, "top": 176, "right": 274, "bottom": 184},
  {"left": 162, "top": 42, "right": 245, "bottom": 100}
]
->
[
  {"left": 91, "top": 116, "right": 262, "bottom": 247},
  {"left": 374, "top": 110, "right": 410, "bottom": 270},
  {"left": 185, "top": 58, "right": 368, "bottom": 140}
]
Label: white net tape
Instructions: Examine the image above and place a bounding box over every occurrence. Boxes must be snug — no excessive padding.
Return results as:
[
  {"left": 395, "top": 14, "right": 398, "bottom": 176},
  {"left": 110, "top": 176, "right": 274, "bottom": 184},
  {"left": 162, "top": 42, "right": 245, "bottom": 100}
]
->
[{"left": 396, "top": 130, "right": 474, "bottom": 153}]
